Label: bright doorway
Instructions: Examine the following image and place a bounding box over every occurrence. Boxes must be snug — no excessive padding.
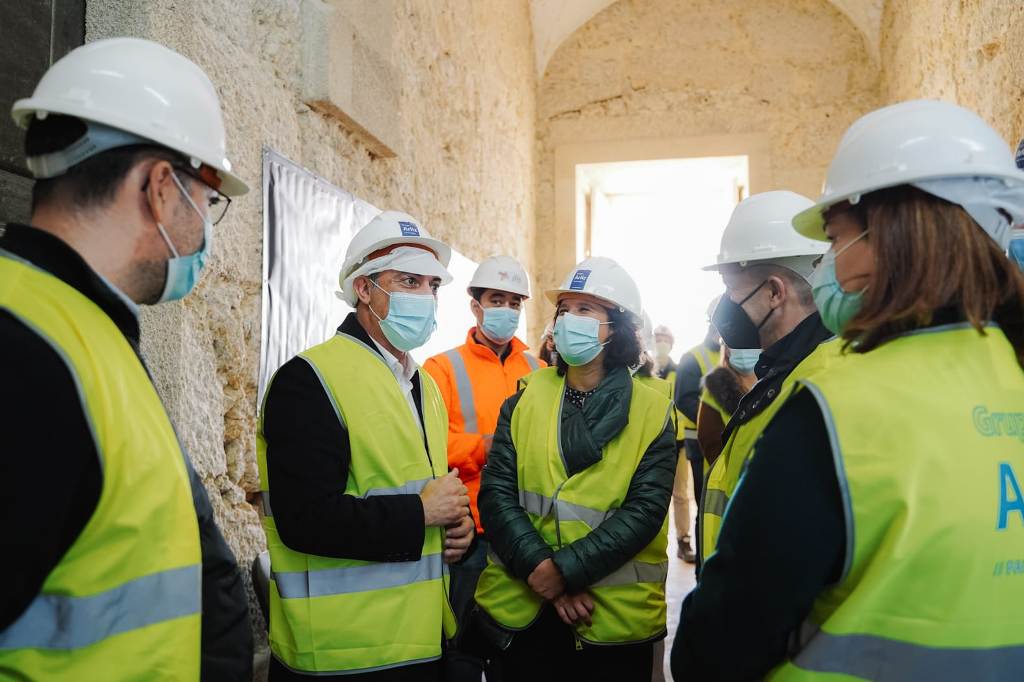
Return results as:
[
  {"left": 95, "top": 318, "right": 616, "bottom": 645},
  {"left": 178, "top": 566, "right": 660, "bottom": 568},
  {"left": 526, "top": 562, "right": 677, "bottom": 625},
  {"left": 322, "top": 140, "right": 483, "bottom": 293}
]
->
[{"left": 576, "top": 156, "right": 748, "bottom": 351}]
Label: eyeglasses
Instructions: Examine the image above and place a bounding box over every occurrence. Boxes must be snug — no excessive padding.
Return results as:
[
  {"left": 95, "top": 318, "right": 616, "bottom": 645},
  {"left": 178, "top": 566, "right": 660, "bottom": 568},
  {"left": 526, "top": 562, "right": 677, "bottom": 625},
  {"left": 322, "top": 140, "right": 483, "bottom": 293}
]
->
[{"left": 173, "top": 164, "right": 232, "bottom": 225}]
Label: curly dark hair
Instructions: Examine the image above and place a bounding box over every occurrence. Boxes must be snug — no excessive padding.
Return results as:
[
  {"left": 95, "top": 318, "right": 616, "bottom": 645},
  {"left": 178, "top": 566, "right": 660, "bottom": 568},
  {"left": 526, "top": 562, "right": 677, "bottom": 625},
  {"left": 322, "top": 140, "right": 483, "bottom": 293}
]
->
[{"left": 555, "top": 306, "right": 644, "bottom": 376}]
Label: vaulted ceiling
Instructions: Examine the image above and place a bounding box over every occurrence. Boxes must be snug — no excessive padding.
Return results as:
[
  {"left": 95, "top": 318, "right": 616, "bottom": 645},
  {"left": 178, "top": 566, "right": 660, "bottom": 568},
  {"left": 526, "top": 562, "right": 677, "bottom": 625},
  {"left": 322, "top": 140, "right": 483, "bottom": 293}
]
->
[{"left": 529, "top": 0, "right": 883, "bottom": 78}]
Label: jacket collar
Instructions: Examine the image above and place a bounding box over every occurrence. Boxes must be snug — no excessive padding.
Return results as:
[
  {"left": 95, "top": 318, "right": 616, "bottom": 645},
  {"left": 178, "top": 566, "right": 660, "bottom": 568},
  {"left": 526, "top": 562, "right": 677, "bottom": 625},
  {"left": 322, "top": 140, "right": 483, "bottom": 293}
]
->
[
  {"left": 754, "top": 312, "right": 832, "bottom": 380},
  {"left": 0, "top": 224, "right": 141, "bottom": 347},
  {"left": 464, "top": 326, "right": 529, "bottom": 363}
]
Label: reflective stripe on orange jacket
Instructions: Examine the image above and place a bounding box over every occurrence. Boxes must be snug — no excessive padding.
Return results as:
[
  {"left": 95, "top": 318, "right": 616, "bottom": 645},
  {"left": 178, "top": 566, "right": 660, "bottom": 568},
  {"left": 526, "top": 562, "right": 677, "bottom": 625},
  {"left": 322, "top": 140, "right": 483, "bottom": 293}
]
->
[{"left": 424, "top": 328, "right": 544, "bottom": 533}]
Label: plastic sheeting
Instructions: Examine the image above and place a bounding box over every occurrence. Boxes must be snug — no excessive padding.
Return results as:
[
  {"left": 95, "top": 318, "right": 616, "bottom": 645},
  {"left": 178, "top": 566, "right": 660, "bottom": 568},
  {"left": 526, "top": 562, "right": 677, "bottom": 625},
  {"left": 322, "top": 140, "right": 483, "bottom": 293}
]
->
[{"left": 258, "top": 148, "right": 379, "bottom": 407}]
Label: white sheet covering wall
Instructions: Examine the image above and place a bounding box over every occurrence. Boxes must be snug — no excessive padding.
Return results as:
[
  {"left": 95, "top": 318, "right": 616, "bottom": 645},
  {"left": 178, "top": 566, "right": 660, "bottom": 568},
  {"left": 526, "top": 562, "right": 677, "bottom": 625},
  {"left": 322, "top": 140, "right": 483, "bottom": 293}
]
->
[
  {"left": 259, "top": 148, "right": 510, "bottom": 408},
  {"left": 258, "top": 148, "right": 379, "bottom": 407}
]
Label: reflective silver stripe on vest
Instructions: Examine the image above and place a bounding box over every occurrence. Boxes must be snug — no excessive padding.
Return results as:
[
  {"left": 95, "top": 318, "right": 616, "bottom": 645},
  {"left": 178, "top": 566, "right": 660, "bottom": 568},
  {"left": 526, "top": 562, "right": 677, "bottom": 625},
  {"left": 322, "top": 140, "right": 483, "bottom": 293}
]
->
[
  {"left": 523, "top": 353, "right": 540, "bottom": 371},
  {"left": 519, "top": 490, "right": 614, "bottom": 529},
  {"left": 445, "top": 349, "right": 478, "bottom": 433},
  {"left": 273, "top": 552, "right": 444, "bottom": 600},
  {"left": 790, "top": 623, "right": 1024, "bottom": 680},
  {"left": 704, "top": 489, "right": 729, "bottom": 516},
  {"left": 0, "top": 563, "right": 200, "bottom": 650},
  {"left": 592, "top": 559, "right": 668, "bottom": 588},
  {"left": 262, "top": 478, "right": 432, "bottom": 518},
  {"left": 683, "top": 428, "right": 698, "bottom": 440}
]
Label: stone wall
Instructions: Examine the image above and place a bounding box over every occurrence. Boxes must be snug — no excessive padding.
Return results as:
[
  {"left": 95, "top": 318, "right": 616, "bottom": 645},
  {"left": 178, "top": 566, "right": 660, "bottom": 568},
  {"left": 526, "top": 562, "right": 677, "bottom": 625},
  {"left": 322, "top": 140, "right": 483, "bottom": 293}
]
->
[
  {"left": 86, "top": 0, "right": 537, "bottom": 658},
  {"left": 880, "top": 0, "right": 1024, "bottom": 142},
  {"left": 533, "top": 0, "right": 881, "bottom": 330}
]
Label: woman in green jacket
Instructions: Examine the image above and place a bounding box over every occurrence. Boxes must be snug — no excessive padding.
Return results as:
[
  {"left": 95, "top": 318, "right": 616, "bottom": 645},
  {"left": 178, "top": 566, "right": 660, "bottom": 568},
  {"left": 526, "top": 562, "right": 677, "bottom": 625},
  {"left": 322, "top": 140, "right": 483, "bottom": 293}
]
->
[{"left": 472, "top": 256, "right": 677, "bottom": 681}]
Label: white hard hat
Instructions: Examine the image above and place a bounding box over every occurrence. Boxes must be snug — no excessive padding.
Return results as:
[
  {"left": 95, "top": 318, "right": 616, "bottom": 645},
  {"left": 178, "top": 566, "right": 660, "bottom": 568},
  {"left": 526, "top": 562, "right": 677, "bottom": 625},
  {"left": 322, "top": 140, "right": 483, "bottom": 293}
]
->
[
  {"left": 12, "top": 38, "right": 248, "bottom": 196},
  {"left": 794, "top": 99, "right": 1024, "bottom": 242},
  {"left": 339, "top": 210, "right": 452, "bottom": 306},
  {"left": 546, "top": 256, "right": 643, "bottom": 318},
  {"left": 705, "top": 191, "right": 826, "bottom": 281},
  {"left": 468, "top": 255, "right": 531, "bottom": 298}
]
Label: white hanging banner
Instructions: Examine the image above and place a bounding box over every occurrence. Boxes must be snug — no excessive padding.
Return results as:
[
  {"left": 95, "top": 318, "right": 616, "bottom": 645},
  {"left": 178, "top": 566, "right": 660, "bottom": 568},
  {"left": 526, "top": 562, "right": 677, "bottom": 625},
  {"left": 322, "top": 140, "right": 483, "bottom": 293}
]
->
[{"left": 258, "top": 148, "right": 379, "bottom": 407}]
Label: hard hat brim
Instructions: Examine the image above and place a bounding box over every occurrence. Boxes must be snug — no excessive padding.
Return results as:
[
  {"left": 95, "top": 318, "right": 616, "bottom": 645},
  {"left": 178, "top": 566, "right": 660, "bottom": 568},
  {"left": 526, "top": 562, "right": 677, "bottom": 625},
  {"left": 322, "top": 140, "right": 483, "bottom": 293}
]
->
[
  {"left": 701, "top": 244, "right": 828, "bottom": 271},
  {"left": 793, "top": 170, "right": 1024, "bottom": 242},
  {"left": 465, "top": 286, "right": 530, "bottom": 298},
  {"left": 545, "top": 287, "right": 623, "bottom": 312},
  {"left": 12, "top": 96, "right": 250, "bottom": 196}
]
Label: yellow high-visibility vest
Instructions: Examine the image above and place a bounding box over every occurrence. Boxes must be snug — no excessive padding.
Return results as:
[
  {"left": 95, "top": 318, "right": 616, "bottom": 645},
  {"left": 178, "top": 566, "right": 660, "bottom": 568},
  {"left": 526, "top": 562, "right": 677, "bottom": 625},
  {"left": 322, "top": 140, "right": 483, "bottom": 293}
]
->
[
  {"left": 0, "top": 251, "right": 201, "bottom": 681},
  {"left": 679, "top": 344, "right": 721, "bottom": 438},
  {"left": 768, "top": 324, "right": 1024, "bottom": 680},
  {"left": 475, "top": 367, "right": 672, "bottom": 644},
  {"left": 257, "top": 332, "right": 456, "bottom": 675},
  {"left": 701, "top": 339, "right": 842, "bottom": 561}
]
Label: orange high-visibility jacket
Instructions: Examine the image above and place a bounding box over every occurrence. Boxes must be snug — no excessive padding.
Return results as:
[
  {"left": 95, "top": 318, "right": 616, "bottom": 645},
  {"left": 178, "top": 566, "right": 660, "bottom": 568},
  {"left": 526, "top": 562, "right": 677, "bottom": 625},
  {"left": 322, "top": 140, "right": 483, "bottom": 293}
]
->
[{"left": 424, "top": 328, "right": 544, "bottom": 533}]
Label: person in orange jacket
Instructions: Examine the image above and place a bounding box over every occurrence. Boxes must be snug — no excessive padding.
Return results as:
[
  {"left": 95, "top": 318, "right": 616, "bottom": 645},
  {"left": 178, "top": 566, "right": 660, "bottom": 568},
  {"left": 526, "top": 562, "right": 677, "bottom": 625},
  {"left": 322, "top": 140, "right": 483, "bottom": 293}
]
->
[{"left": 424, "top": 255, "right": 544, "bottom": 680}]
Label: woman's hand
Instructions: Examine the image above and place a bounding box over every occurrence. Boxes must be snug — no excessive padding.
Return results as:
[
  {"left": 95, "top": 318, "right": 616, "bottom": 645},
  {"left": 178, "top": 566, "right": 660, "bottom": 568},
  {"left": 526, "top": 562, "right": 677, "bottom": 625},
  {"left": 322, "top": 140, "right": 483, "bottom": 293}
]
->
[
  {"left": 527, "top": 558, "right": 566, "bottom": 600},
  {"left": 553, "top": 592, "right": 595, "bottom": 626}
]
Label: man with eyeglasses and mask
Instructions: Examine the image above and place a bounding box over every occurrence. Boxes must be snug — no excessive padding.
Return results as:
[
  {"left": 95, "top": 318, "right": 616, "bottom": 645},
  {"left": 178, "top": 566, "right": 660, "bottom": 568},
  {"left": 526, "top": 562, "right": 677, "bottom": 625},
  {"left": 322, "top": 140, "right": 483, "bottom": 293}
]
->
[
  {"left": 0, "top": 39, "right": 250, "bottom": 679},
  {"left": 258, "top": 211, "right": 473, "bottom": 680},
  {"left": 693, "top": 191, "right": 839, "bottom": 565}
]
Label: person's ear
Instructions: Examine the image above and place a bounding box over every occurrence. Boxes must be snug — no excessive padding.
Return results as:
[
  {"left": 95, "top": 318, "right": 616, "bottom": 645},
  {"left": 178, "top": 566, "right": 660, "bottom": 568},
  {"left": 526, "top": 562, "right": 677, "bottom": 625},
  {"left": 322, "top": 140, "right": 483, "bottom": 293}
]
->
[
  {"left": 142, "top": 160, "right": 179, "bottom": 226},
  {"left": 355, "top": 276, "right": 374, "bottom": 305},
  {"left": 767, "top": 276, "right": 787, "bottom": 307}
]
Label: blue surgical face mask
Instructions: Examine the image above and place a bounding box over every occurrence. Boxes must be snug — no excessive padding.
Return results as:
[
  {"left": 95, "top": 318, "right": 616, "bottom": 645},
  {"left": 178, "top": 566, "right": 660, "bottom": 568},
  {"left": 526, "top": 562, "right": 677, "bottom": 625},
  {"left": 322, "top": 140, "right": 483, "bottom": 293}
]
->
[
  {"left": 554, "top": 312, "right": 610, "bottom": 366},
  {"left": 811, "top": 230, "right": 870, "bottom": 335},
  {"left": 1010, "top": 233, "right": 1024, "bottom": 272},
  {"left": 370, "top": 279, "right": 437, "bottom": 351},
  {"left": 155, "top": 173, "right": 213, "bottom": 303},
  {"left": 728, "top": 348, "right": 761, "bottom": 374},
  {"left": 480, "top": 305, "right": 520, "bottom": 344}
]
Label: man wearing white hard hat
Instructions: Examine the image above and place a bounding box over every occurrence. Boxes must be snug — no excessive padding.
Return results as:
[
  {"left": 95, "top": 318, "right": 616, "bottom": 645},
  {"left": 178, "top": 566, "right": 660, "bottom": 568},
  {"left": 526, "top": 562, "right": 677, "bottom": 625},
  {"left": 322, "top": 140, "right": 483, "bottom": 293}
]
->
[
  {"left": 675, "top": 100, "right": 1024, "bottom": 680},
  {"left": 475, "top": 257, "right": 676, "bottom": 679},
  {"left": 258, "top": 210, "right": 472, "bottom": 680},
  {"left": 0, "top": 38, "right": 251, "bottom": 680},
  {"left": 695, "top": 191, "right": 842, "bottom": 567},
  {"left": 422, "top": 255, "right": 544, "bottom": 680}
]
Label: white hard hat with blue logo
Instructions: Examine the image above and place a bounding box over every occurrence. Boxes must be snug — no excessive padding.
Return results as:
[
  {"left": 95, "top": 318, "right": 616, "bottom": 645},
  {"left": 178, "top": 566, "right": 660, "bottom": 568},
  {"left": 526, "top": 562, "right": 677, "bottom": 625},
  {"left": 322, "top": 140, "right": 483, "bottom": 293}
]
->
[
  {"left": 339, "top": 210, "right": 453, "bottom": 306},
  {"left": 546, "top": 256, "right": 643, "bottom": 318}
]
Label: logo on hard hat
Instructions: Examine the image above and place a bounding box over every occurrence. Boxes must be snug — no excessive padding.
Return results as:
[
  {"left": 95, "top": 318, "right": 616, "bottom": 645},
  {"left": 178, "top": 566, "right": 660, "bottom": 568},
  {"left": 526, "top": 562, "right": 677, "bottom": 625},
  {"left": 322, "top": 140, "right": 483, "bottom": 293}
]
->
[
  {"left": 398, "top": 221, "right": 420, "bottom": 237},
  {"left": 569, "top": 270, "right": 591, "bottom": 291}
]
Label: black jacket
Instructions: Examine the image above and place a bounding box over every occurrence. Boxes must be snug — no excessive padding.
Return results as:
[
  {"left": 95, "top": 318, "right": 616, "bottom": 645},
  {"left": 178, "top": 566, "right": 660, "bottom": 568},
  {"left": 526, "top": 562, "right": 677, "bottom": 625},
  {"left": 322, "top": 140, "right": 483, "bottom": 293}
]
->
[
  {"left": 720, "top": 312, "right": 833, "bottom": 444},
  {"left": 259, "top": 313, "right": 428, "bottom": 563},
  {"left": 0, "top": 225, "right": 252, "bottom": 681},
  {"left": 479, "top": 366, "right": 677, "bottom": 595}
]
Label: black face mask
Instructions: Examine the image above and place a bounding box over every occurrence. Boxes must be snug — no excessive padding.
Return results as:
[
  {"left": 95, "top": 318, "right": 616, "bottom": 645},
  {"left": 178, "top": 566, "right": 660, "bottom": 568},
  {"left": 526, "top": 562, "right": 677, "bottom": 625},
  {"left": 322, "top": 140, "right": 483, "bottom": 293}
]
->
[{"left": 712, "top": 280, "right": 774, "bottom": 350}]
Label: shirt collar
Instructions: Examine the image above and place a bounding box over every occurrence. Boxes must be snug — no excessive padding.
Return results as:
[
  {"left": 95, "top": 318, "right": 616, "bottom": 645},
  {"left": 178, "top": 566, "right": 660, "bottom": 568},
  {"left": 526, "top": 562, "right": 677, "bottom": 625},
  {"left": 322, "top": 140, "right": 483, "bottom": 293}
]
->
[
  {"left": 0, "top": 224, "right": 141, "bottom": 346},
  {"left": 339, "top": 312, "right": 419, "bottom": 382},
  {"left": 370, "top": 335, "right": 418, "bottom": 382}
]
